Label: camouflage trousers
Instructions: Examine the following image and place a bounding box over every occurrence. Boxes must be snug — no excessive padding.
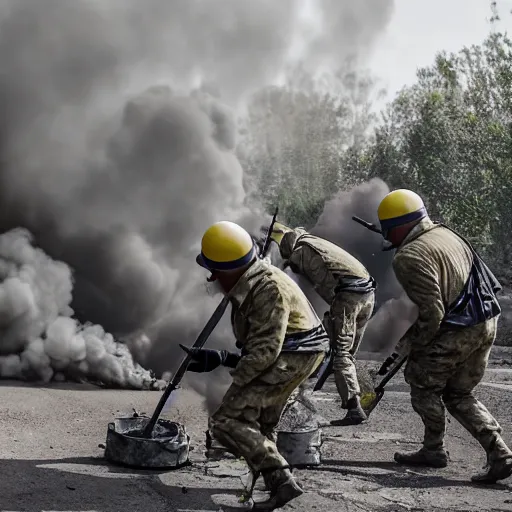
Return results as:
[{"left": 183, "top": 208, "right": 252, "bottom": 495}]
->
[
  {"left": 209, "top": 352, "right": 324, "bottom": 473},
  {"left": 328, "top": 290, "right": 375, "bottom": 406},
  {"left": 405, "top": 316, "right": 510, "bottom": 458}
]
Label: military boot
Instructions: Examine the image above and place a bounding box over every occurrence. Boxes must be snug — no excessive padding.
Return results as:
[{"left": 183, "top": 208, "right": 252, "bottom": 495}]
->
[
  {"left": 253, "top": 468, "right": 303, "bottom": 511},
  {"left": 262, "top": 467, "right": 296, "bottom": 496},
  {"left": 394, "top": 447, "right": 448, "bottom": 468},
  {"left": 330, "top": 396, "right": 367, "bottom": 426},
  {"left": 471, "top": 434, "right": 512, "bottom": 484}
]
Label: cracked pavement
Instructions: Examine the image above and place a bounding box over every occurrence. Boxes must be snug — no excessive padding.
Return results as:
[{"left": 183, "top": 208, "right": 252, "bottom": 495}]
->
[{"left": 2, "top": 347, "right": 512, "bottom": 511}]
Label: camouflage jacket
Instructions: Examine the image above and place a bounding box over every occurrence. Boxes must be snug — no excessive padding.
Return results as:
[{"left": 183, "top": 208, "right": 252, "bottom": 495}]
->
[
  {"left": 228, "top": 258, "right": 329, "bottom": 387},
  {"left": 393, "top": 217, "right": 472, "bottom": 355},
  {"left": 280, "top": 229, "right": 371, "bottom": 305}
]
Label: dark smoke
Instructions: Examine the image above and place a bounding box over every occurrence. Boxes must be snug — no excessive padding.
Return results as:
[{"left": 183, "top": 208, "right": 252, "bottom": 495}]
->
[
  {"left": 0, "top": 1, "right": 264, "bottom": 389},
  {"left": 0, "top": 0, "right": 395, "bottom": 405},
  {"left": 361, "top": 294, "right": 418, "bottom": 353}
]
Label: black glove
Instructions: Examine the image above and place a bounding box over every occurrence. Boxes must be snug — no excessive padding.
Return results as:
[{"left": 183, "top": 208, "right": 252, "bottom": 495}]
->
[
  {"left": 223, "top": 351, "right": 241, "bottom": 369},
  {"left": 378, "top": 352, "right": 399, "bottom": 376},
  {"left": 179, "top": 345, "right": 240, "bottom": 373}
]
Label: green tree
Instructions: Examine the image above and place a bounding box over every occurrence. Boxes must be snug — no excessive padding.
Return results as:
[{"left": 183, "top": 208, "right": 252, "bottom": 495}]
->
[
  {"left": 238, "top": 63, "right": 380, "bottom": 228},
  {"left": 358, "top": 32, "right": 512, "bottom": 272},
  {"left": 240, "top": 28, "right": 512, "bottom": 279}
]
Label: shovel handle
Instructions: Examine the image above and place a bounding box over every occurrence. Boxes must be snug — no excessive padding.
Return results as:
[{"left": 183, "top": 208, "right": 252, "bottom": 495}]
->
[
  {"left": 375, "top": 356, "right": 407, "bottom": 392},
  {"left": 142, "top": 295, "right": 230, "bottom": 437}
]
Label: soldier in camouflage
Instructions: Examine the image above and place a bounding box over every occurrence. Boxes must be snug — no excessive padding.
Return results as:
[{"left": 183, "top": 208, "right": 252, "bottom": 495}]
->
[
  {"left": 270, "top": 223, "right": 376, "bottom": 425},
  {"left": 184, "top": 220, "right": 329, "bottom": 511},
  {"left": 375, "top": 189, "right": 512, "bottom": 484}
]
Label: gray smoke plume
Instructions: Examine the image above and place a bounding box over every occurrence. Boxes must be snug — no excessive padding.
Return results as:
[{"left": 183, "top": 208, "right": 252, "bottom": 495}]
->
[
  {"left": 0, "top": 0, "right": 395, "bottom": 404},
  {"left": 361, "top": 294, "right": 418, "bottom": 353},
  {"left": 298, "top": 0, "right": 395, "bottom": 71},
  {"left": 0, "top": 228, "right": 165, "bottom": 388}
]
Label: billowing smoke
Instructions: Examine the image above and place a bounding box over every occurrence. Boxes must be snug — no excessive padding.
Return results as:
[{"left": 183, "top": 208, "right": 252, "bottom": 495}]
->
[
  {"left": 360, "top": 294, "right": 418, "bottom": 353},
  {"left": 0, "top": 78, "right": 258, "bottom": 389},
  {"left": 0, "top": 228, "right": 165, "bottom": 388},
  {"left": 297, "top": 0, "right": 395, "bottom": 71},
  {"left": 0, "top": 0, "right": 395, "bottom": 403},
  {"left": 0, "top": 1, "right": 262, "bottom": 390}
]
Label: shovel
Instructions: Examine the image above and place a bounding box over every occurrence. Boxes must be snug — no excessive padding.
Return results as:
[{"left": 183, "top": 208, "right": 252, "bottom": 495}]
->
[
  {"left": 360, "top": 356, "right": 407, "bottom": 417},
  {"left": 142, "top": 295, "right": 230, "bottom": 437}
]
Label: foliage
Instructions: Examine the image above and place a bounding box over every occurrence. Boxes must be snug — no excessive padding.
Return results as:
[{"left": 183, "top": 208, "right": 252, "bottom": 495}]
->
[
  {"left": 238, "top": 62, "right": 381, "bottom": 228},
  {"left": 239, "top": 31, "right": 512, "bottom": 276},
  {"left": 361, "top": 32, "right": 512, "bottom": 269}
]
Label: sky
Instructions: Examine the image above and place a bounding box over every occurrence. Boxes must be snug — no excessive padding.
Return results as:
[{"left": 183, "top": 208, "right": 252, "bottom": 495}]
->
[{"left": 369, "top": 0, "right": 512, "bottom": 104}]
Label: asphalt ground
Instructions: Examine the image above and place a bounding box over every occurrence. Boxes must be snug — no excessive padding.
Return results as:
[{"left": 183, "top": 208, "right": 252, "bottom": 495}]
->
[{"left": 2, "top": 349, "right": 512, "bottom": 511}]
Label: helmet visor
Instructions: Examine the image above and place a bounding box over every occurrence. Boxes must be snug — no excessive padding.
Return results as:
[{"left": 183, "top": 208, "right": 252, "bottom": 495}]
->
[
  {"left": 196, "top": 245, "right": 256, "bottom": 272},
  {"left": 196, "top": 253, "right": 210, "bottom": 270}
]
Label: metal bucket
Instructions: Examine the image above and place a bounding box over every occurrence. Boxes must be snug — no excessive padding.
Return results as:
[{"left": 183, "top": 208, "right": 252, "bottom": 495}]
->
[
  {"left": 276, "top": 427, "right": 322, "bottom": 468},
  {"left": 104, "top": 416, "right": 190, "bottom": 469}
]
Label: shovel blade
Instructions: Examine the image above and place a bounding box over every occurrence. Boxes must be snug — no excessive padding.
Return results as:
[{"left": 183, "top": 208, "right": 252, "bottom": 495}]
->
[
  {"left": 361, "top": 389, "right": 384, "bottom": 416},
  {"left": 360, "top": 391, "right": 377, "bottom": 411}
]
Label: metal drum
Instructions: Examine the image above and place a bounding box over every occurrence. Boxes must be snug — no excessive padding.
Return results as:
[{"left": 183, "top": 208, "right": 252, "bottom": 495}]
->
[
  {"left": 104, "top": 416, "right": 190, "bottom": 469},
  {"left": 276, "top": 427, "right": 322, "bottom": 468}
]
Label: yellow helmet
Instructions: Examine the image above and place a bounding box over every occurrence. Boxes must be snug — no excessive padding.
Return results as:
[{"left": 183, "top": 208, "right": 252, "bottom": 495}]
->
[
  {"left": 377, "top": 189, "right": 427, "bottom": 232},
  {"left": 270, "top": 221, "right": 293, "bottom": 245},
  {"left": 196, "top": 221, "right": 256, "bottom": 271}
]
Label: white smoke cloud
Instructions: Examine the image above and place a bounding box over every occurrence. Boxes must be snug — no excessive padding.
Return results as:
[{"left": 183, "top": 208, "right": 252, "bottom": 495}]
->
[{"left": 0, "top": 228, "right": 163, "bottom": 389}]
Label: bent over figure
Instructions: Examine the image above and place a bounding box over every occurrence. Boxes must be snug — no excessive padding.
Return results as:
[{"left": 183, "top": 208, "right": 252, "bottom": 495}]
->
[
  {"left": 270, "top": 223, "right": 376, "bottom": 426},
  {"left": 188, "top": 221, "right": 329, "bottom": 510},
  {"left": 376, "top": 188, "right": 512, "bottom": 484}
]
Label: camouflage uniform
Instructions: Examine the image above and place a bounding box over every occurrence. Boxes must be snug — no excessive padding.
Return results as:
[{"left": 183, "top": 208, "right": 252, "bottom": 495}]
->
[
  {"left": 280, "top": 229, "right": 375, "bottom": 406},
  {"left": 209, "top": 258, "right": 328, "bottom": 474},
  {"left": 392, "top": 217, "right": 511, "bottom": 468}
]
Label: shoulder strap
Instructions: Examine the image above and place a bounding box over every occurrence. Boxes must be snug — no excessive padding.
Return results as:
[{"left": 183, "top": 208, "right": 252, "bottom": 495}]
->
[{"left": 438, "top": 223, "right": 502, "bottom": 294}]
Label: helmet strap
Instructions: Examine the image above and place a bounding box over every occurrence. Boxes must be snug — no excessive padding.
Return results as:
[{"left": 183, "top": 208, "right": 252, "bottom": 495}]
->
[{"left": 207, "top": 273, "right": 218, "bottom": 282}]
